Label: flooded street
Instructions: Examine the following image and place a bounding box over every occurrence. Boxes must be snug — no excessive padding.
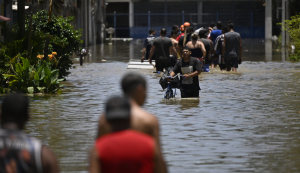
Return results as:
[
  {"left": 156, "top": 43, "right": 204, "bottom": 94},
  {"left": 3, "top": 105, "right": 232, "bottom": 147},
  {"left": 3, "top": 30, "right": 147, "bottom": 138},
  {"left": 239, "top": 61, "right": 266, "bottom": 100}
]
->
[{"left": 3, "top": 40, "right": 300, "bottom": 172}]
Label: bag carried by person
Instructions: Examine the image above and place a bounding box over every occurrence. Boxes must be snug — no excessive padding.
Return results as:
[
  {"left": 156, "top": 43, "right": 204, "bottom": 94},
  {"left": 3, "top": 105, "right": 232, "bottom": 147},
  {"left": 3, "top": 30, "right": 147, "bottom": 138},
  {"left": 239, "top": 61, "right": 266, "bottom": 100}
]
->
[{"left": 159, "top": 67, "right": 180, "bottom": 90}]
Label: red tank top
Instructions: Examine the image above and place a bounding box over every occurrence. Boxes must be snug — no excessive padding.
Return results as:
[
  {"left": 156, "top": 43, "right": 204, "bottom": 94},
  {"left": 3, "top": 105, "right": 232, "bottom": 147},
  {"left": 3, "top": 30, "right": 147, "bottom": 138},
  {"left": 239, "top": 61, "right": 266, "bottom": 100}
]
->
[{"left": 96, "top": 130, "right": 154, "bottom": 173}]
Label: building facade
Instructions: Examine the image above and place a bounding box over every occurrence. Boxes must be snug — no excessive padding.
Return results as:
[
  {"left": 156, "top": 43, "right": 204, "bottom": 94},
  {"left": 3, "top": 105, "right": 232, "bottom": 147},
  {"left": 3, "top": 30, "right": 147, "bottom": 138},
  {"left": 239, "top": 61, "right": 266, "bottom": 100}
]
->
[{"left": 105, "top": 0, "right": 277, "bottom": 39}]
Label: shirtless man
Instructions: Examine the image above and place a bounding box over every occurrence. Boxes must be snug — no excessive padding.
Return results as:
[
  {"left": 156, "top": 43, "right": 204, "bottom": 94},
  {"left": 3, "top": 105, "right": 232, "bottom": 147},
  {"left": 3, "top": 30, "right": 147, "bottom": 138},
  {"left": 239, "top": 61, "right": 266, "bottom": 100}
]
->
[
  {"left": 170, "top": 30, "right": 179, "bottom": 66},
  {"left": 96, "top": 73, "right": 167, "bottom": 173}
]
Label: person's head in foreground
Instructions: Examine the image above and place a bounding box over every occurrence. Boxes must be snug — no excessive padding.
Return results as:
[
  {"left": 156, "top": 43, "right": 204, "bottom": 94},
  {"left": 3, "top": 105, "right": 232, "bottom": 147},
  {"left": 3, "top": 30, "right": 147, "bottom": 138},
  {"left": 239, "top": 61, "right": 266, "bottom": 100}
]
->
[
  {"left": 121, "top": 73, "right": 147, "bottom": 106},
  {"left": 182, "top": 47, "right": 192, "bottom": 59},
  {"left": 105, "top": 96, "right": 131, "bottom": 131},
  {"left": 1, "top": 93, "right": 29, "bottom": 130}
]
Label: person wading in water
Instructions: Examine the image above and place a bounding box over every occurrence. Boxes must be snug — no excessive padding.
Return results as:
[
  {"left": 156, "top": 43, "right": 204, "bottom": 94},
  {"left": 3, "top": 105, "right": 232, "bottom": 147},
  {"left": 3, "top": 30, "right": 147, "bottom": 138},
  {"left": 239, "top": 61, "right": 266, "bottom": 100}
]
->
[
  {"left": 96, "top": 73, "right": 167, "bottom": 172},
  {"left": 186, "top": 33, "right": 206, "bottom": 67},
  {"left": 90, "top": 96, "right": 165, "bottom": 173},
  {"left": 0, "top": 93, "right": 59, "bottom": 173},
  {"left": 222, "top": 22, "right": 243, "bottom": 72},
  {"left": 170, "top": 47, "right": 202, "bottom": 98}
]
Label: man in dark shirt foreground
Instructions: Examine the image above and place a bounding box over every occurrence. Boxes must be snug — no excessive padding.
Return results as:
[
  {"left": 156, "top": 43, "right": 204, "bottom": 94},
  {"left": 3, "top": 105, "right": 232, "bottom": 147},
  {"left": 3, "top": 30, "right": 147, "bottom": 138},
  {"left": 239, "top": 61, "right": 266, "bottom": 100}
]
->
[{"left": 170, "top": 47, "right": 202, "bottom": 98}]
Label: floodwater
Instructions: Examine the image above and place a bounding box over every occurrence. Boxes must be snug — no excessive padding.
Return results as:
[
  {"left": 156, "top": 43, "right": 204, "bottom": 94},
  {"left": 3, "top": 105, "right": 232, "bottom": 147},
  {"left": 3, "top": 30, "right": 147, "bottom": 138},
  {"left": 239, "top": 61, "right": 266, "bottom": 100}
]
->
[{"left": 2, "top": 39, "right": 300, "bottom": 172}]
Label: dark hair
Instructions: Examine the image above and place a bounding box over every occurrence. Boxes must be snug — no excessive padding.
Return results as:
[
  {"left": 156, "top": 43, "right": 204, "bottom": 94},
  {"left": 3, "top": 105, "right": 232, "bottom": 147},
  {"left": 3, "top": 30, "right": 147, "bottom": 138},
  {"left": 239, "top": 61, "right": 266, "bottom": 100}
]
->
[
  {"left": 210, "top": 22, "right": 216, "bottom": 28},
  {"left": 222, "top": 26, "right": 229, "bottom": 33},
  {"left": 216, "top": 21, "right": 222, "bottom": 29},
  {"left": 1, "top": 93, "right": 29, "bottom": 128},
  {"left": 121, "top": 73, "right": 146, "bottom": 96},
  {"left": 172, "top": 25, "right": 178, "bottom": 31},
  {"left": 228, "top": 23, "right": 234, "bottom": 29},
  {"left": 149, "top": 29, "right": 155, "bottom": 35},
  {"left": 186, "top": 27, "right": 194, "bottom": 33},
  {"left": 182, "top": 46, "right": 191, "bottom": 52},
  {"left": 228, "top": 20, "right": 233, "bottom": 24},
  {"left": 191, "top": 33, "right": 198, "bottom": 41},
  {"left": 198, "top": 29, "right": 208, "bottom": 38},
  {"left": 171, "top": 30, "right": 177, "bottom": 36},
  {"left": 160, "top": 28, "right": 167, "bottom": 35}
]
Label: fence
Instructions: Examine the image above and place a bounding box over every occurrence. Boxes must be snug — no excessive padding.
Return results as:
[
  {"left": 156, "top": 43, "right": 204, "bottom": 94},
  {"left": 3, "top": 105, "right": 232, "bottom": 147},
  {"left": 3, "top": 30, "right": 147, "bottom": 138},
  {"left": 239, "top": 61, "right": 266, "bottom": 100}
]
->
[{"left": 106, "top": 11, "right": 265, "bottom": 39}]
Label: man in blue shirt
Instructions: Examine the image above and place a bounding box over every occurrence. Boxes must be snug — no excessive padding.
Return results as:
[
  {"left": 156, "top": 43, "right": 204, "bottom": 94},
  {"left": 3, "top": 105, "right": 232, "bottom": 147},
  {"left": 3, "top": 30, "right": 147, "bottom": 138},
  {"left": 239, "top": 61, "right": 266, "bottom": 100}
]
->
[
  {"left": 210, "top": 21, "right": 222, "bottom": 68},
  {"left": 141, "top": 29, "right": 156, "bottom": 62},
  {"left": 210, "top": 21, "right": 222, "bottom": 44}
]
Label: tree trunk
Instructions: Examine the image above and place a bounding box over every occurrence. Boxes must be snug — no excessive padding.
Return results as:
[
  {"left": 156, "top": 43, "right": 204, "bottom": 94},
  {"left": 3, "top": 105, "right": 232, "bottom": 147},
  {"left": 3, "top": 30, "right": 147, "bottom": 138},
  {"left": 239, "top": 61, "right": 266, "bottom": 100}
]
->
[{"left": 17, "top": 0, "right": 25, "bottom": 39}]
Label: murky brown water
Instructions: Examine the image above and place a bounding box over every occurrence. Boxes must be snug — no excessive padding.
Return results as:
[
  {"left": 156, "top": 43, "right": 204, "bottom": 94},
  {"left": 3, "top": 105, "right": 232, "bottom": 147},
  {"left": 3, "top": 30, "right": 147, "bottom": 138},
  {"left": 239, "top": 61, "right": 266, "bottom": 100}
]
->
[{"left": 2, "top": 40, "right": 300, "bottom": 172}]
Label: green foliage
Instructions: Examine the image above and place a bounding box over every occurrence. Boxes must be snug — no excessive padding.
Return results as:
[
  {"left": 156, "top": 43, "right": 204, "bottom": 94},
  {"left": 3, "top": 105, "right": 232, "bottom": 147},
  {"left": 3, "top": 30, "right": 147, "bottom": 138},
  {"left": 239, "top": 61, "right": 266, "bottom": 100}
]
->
[
  {"left": 29, "top": 10, "right": 83, "bottom": 78},
  {"left": 280, "top": 14, "right": 300, "bottom": 61},
  {"left": 2, "top": 55, "right": 63, "bottom": 94}
]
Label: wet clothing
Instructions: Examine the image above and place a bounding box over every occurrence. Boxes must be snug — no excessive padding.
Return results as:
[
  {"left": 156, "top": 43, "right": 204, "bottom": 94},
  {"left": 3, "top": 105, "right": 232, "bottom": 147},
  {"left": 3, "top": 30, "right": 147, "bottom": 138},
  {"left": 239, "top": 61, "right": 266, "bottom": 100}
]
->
[
  {"left": 173, "top": 58, "right": 201, "bottom": 98},
  {"left": 178, "top": 34, "right": 192, "bottom": 47},
  {"left": 224, "top": 31, "right": 241, "bottom": 59},
  {"left": 153, "top": 37, "right": 173, "bottom": 71},
  {"left": 143, "top": 36, "right": 155, "bottom": 60},
  {"left": 214, "top": 34, "right": 226, "bottom": 70},
  {"left": 190, "top": 48, "right": 203, "bottom": 58},
  {"left": 226, "top": 57, "right": 239, "bottom": 69},
  {"left": 95, "top": 130, "right": 154, "bottom": 173},
  {"left": 0, "top": 129, "right": 43, "bottom": 173},
  {"left": 199, "top": 38, "right": 212, "bottom": 64},
  {"left": 170, "top": 55, "right": 177, "bottom": 67},
  {"left": 210, "top": 29, "right": 222, "bottom": 44}
]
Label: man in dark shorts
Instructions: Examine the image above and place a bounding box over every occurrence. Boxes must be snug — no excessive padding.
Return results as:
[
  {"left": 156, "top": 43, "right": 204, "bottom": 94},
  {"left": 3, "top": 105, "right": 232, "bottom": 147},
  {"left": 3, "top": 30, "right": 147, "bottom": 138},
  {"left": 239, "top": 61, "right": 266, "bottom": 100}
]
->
[
  {"left": 149, "top": 28, "right": 178, "bottom": 72},
  {"left": 214, "top": 26, "right": 229, "bottom": 70},
  {"left": 170, "top": 47, "right": 201, "bottom": 98},
  {"left": 141, "top": 29, "right": 156, "bottom": 62},
  {"left": 223, "top": 22, "right": 242, "bottom": 72},
  {"left": 198, "top": 29, "right": 213, "bottom": 65},
  {"left": 0, "top": 93, "right": 59, "bottom": 173},
  {"left": 90, "top": 96, "right": 165, "bottom": 173},
  {"left": 210, "top": 21, "right": 223, "bottom": 68}
]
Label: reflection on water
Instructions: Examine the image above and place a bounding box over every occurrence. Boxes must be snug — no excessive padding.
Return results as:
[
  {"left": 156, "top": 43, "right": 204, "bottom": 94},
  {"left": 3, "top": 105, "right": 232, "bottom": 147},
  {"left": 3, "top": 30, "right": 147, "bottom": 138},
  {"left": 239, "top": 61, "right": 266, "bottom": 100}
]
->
[{"left": 1, "top": 40, "right": 300, "bottom": 172}]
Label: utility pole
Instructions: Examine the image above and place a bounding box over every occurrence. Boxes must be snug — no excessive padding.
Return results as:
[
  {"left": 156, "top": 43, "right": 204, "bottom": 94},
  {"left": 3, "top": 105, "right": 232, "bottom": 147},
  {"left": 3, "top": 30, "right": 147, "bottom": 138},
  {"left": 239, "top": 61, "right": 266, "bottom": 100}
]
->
[{"left": 265, "top": 0, "right": 272, "bottom": 41}]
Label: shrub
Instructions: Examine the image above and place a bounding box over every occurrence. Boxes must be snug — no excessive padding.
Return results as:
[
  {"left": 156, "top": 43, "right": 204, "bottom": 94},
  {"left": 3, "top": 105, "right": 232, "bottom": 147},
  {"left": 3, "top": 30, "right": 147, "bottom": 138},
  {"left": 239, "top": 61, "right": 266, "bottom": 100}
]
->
[
  {"left": 280, "top": 14, "right": 300, "bottom": 61},
  {"left": 29, "top": 10, "right": 83, "bottom": 78},
  {"left": 2, "top": 53, "right": 64, "bottom": 94}
]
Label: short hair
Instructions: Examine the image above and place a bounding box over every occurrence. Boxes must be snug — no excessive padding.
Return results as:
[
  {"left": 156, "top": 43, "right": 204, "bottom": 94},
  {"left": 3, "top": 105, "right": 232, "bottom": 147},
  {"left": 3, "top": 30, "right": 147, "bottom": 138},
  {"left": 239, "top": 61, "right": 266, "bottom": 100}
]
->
[
  {"left": 121, "top": 73, "right": 146, "bottom": 97},
  {"left": 228, "top": 20, "right": 233, "bottom": 24},
  {"left": 1, "top": 93, "right": 29, "bottom": 127},
  {"left": 210, "top": 22, "right": 216, "bottom": 28},
  {"left": 171, "top": 30, "right": 177, "bottom": 36},
  {"left": 160, "top": 28, "right": 167, "bottom": 35},
  {"left": 198, "top": 29, "right": 208, "bottom": 38},
  {"left": 228, "top": 23, "right": 234, "bottom": 29},
  {"left": 172, "top": 25, "right": 178, "bottom": 31},
  {"left": 216, "top": 21, "right": 222, "bottom": 29},
  {"left": 191, "top": 33, "right": 198, "bottom": 41},
  {"left": 182, "top": 46, "right": 191, "bottom": 52},
  {"left": 149, "top": 29, "right": 155, "bottom": 35},
  {"left": 186, "top": 27, "right": 194, "bottom": 33}
]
